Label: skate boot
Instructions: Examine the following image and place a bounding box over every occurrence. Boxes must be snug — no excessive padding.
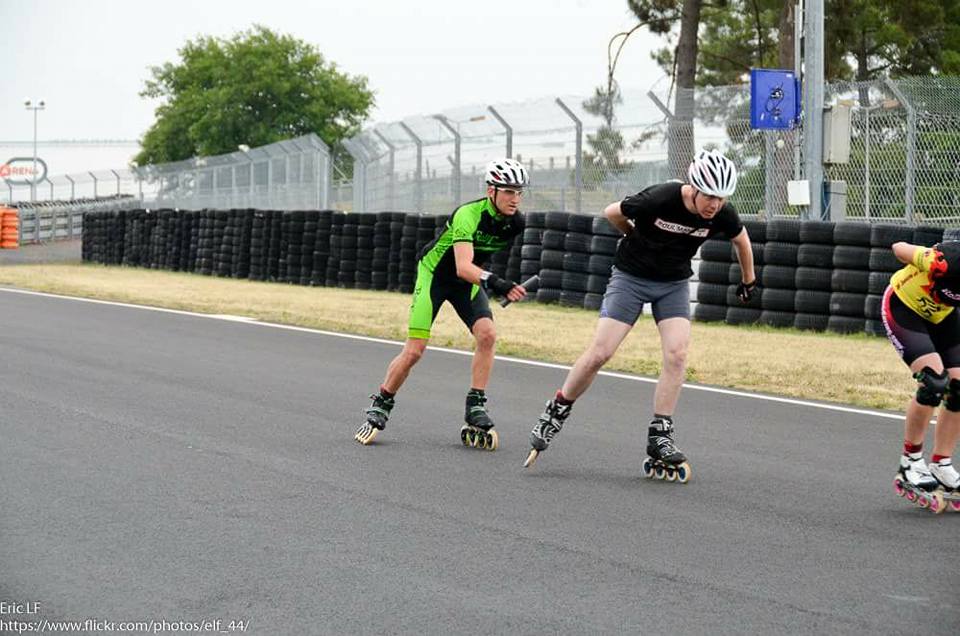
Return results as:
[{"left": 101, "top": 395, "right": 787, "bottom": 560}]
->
[
  {"left": 929, "top": 458, "right": 960, "bottom": 513},
  {"left": 642, "top": 416, "right": 691, "bottom": 483},
  {"left": 461, "top": 389, "right": 498, "bottom": 451},
  {"left": 354, "top": 392, "right": 395, "bottom": 445},
  {"left": 893, "top": 452, "right": 944, "bottom": 513},
  {"left": 523, "top": 397, "right": 572, "bottom": 468}
]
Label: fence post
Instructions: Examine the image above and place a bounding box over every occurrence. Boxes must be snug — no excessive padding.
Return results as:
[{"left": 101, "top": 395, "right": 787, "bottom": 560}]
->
[
  {"left": 433, "top": 115, "right": 461, "bottom": 208},
  {"left": 487, "top": 106, "right": 513, "bottom": 159},
  {"left": 764, "top": 133, "right": 775, "bottom": 218},
  {"left": 885, "top": 79, "right": 916, "bottom": 222},
  {"left": 398, "top": 122, "right": 423, "bottom": 212},
  {"left": 373, "top": 129, "right": 396, "bottom": 210},
  {"left": 802, "top": 0, "right": 826, "bottom": 220},
  {"left": 555, "top": 98, "right": 582, "bottom": 214},
  {"left": 341, "top": 138, "right": 368, "bottom": 214}
]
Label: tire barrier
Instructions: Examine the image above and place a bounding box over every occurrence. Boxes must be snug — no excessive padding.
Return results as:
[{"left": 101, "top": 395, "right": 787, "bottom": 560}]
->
[
  {"left": 82, "top": 209, "right": 952, "bottom": 337},
  {"left": 1, "top": 207, "right": 20, "bottom": 249},
  {"left": 694, "top": 218, "right": 946, "bottom": 336}
]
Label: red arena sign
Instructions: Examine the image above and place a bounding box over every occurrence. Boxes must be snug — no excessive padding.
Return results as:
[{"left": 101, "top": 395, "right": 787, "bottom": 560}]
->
[{"left": 1, "top": 157, "right": 48, "bottom": 185}]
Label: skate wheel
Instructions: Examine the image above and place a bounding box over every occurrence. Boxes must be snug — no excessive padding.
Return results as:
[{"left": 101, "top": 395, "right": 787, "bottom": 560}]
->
[
  {"left": 917, "top": 493, "right": 930, "bottom": 509},
  {"left": 905, "top": 489, "right": 918, "bottom": 503},
  {"left": 949, "top": 499, "right": 960, "bottom": 512},
  {"left": 354, "top": 423, "right": 378, "bottom": 446},
  {"left": 654, "top": 464, "right": 666, "bottom": 480},
  {"left": 460, "top": 427, "right": 471, "bottom": 445},
  {"left": 642, "top": 458, "right": 654, "bottom": 479},
  {"left": 524, "top": 449, "right": 539, "bottom": 468},
  {"left": 928, "top": 491, "right": 946, "bottom": 514},
  {"left": 665, "top": 466, "right": 677, "bottom": 482},
  {"left": 675, "top": 463, "right": 691, "bottom": 484},
  {"left": 485, "top": 430, "right": 499, "bottom": 451},
  {"left": 893, "top": 476, "right": 905, "bottom": 497}
]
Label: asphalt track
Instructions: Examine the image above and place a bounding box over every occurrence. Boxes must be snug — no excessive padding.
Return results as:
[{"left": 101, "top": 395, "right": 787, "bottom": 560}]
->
[{"left": 1, "top": 288, "right": 958, "bottom": 635}]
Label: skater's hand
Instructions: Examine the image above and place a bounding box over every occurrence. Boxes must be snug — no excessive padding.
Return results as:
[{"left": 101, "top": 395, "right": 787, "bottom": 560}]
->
[
  {"left": 504, "top": 283, "right": 527, "bottom": 303},
  {"left": 481, "top": 273, "right": 519, "bottom": 299},
  {"left": 736, "top": 279, "right": 758, "bottom": 303}
]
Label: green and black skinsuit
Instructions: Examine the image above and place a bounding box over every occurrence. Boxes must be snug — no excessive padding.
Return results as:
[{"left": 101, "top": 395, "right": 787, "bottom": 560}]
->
[{"left": 408, "top": 197, "right": 524, "bottom": 339}]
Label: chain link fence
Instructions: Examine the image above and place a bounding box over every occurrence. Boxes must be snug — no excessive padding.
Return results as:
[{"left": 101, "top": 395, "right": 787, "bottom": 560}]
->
[
  {"left": 334, "top": 76, "right": 960, "bottom": 225},
  {"left": 2, "top": 134, "right": 333, "bottom": 213}
]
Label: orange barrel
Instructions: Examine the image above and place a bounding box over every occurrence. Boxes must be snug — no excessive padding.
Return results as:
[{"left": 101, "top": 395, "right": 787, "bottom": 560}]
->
[{"left": 0, "top": 208, "right": 19, "bottom": 248}]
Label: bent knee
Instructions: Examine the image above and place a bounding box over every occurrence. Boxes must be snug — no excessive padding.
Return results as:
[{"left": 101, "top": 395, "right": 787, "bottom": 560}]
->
[{"left": 472, "top": 321, "right": 497, "bottom": 348}]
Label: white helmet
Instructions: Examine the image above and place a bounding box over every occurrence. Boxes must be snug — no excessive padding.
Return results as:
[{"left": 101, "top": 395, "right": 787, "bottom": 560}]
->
[
  {"left": 687, "top": 149, "right": 738, "bottom": 198},
  {"left": 485, "top": 158, "right": 529, "bottom": 188}
]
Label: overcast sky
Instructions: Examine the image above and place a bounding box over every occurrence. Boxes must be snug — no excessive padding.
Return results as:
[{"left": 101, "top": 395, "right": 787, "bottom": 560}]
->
[{"left": 2, "top": 0, "right": 668, "bottom": 143}]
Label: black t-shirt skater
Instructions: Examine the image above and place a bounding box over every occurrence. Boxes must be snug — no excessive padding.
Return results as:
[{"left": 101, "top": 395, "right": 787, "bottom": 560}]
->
[{"left": 615, "top": 181, "right": 743, "bottom": 281}]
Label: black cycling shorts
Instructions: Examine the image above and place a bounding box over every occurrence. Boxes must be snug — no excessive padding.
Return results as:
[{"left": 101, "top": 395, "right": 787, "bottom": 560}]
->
[{"left": 881, "top": 285, "right": 960, "bottom": 368}]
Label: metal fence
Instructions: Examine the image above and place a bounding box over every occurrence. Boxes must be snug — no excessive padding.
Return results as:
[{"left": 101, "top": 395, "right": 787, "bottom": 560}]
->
[
  {"left": 334, "top": 76, "right": 960, "bottom": 225},
  {"left": 2, "top": 134, "right": 333, "bottom": 213},
  {"left": 5, "top": 78, "right": 958, "bottom": 228}
]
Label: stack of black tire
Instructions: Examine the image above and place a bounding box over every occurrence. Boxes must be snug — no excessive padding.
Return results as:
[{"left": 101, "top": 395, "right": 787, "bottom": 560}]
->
[
  {"left": 338, "top": 215, "right": 359, "bottom": 288},
  {"left": 556, "top": 214, "right": 592, "bottom": 308},
  {"left": 371, "top": 212, "right": 393, "bottom": 290},
  {"left": 792, "top": 220, "right": 834, "bottom": 332},
  {"left": 325, "top": 212, "right": 345, "bottom": 287},
  {"left": 397, "top": 214, "right": 419, "bottom": 293},
  {"left": 584, "top": 216, "right": 621, "bottom": 310},
  {"left": 175, "top": 210, "right": 195, "bottom": 272},
  {"left": 121, "top": 209, "right": 147, "bottom": 268},
  {"left": 212, "top": 211, "right": 232, "bottom": 278},
  {"left": 520, "top": 213, "right": 545, "bottom": 285},
  {"left": 309, "top": 210, "right": 333, "bottom": 286},
  {"left": 250, "top": 211, "right": 269, "bottom": 281},
  {"left": 296, "top": 211, "right": 318, "bottom": 285},
  {"left": 387, "top": 212, "right": 405, "bottom": 291},
  {"left": 195, "top": 211, "right": 215, "bottom": 276},
  {"left": 536, "top": 212, "right": 570, "bottom": 303},
  {"left": 354, "top": 214, "right": 376, "bottom": 290},
  {"left": 147, "top": 209, "right": 173, "bottom": 270}
]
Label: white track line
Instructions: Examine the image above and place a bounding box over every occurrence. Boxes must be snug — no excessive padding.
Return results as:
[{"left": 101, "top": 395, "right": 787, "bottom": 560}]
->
[{"left": 0, "top": 286, "right": 903, "bottom": 421}]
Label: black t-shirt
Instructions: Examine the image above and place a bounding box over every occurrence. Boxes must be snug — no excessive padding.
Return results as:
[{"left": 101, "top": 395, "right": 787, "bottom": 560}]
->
[{"left": 615, "top": 181, "right": 743, "bottom": 281}]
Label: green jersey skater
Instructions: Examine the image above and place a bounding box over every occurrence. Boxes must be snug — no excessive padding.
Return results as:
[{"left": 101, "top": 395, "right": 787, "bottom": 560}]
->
[{"left": 354, "top": 159, "right": 529, "bottom": 450}]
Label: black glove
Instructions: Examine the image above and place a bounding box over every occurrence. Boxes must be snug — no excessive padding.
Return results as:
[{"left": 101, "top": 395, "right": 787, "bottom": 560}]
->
[
  {"left": 480, "top": 272, "right": 517, "bottom": 297},
  {"left": 736, "top": 279, "right": 758, "bottom": 303}
]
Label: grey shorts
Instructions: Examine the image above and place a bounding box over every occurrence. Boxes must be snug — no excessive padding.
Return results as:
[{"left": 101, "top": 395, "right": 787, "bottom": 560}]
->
[{"left": 599, "top": 267, "right": 690, "bottom": 325}]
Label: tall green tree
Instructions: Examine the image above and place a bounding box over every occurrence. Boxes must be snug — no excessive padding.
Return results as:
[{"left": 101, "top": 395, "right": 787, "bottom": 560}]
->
[
  {"left": 638, "top": 0, "right": 960, "bottom": 86},
  {"left": 136, "top": 25, "right": 374, "bottom": 165}
]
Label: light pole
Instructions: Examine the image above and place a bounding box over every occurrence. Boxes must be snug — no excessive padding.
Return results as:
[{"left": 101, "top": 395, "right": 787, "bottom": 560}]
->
[{"left": 24, "top": 98, "right": 46, "bottom": 202}]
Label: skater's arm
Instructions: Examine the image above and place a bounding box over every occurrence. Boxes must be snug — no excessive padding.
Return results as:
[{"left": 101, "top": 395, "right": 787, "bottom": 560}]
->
[
  {"left": 603, "top": 202, "right": 634, "bottom": 237},
  {"left": 730, "top": 228, "right": 756, "bottom": 285},
  {"left": 892, "top": 241, "right": 925, "bottom": 267},
  {"left": 453, "top": 242, "right": 526, "bottom": 302}
]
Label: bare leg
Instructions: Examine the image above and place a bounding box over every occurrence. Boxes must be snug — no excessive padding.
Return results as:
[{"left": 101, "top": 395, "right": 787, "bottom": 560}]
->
[
  {"left": 382, "top": 338, "right": 429, "bottom": 394},
  {"left": 469, "top": 318, "right": 496, "bottom": 390},
  {"left": 560, "top": 318, "right": 634, "bottom": 400},
  {"left": 653, "top": 317, "right": 691, "bottom": 416}
]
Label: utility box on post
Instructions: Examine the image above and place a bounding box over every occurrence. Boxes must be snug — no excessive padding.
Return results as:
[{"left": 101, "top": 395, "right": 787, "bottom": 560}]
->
[{"left": 823, "top": 103, "right": 852, "bottom": 164}]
